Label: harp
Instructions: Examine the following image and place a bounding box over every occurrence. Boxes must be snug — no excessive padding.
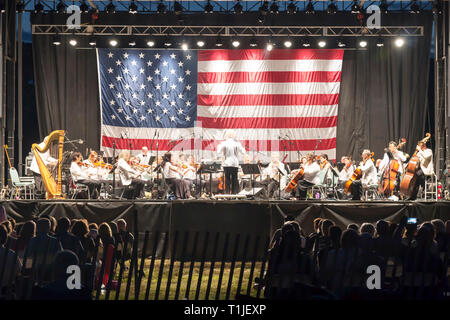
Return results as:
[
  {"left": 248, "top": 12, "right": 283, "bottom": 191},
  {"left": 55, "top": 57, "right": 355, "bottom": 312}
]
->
[{"left": 32, "top": 130, "right": 65, "bottom": 199}]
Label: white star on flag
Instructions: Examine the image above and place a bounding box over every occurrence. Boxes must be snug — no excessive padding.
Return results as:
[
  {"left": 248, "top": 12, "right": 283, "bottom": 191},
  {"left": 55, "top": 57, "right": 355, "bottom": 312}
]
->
[
  {"left": 147, "top": 93, "right": 153, "bottom": 99},
  {"left": 170, "top": 84, "right": 177, "bottom": 90},
  {"left": 132, "top": 93, "right": 138, "bottom": 99},
  {"left": 118, "top": 108, "right": 123, "bottom": 113},
  {"left": 155, "top": 101, "right": 161, "bottom": 106},
  {"left": 186, "top": 55, "right": 192, "bottom": 60},
  {"left": 178, "top": 77, "right": 184, "bottom": 82},
  {"left": 140, "top": 115, "right": 146, "bottom": 120},
  {"left": 108, "top": 68, "right": 113, "bottom": 73},
  {"left": 185, "top": 116, "right": 191, "bottom": 121},
  {"left": 111, "top": 115, "right": 116, "bottom": 119},
  {"left": 110, "top": 100, "right": 115, "bottom": 105},
  {"left": 108, "top": 52, "right": 114, "bottom": 58},
  {"left": 139, "top": 68, "right": 144, "bottom": 74},
  {"left": 155, "top": 115, "right": 161, "bottom": 121},
  {"left": 139, "top": 53, "right": 145, "bottom": 59},
  {"left": 170, "top": 101, "right": 176, "bottom": 106},
  {"left": 117, "top": 93, "right": 122, "bottom": 99},
  {"left": 178, "top": 93, "right": 183, "bottom": 99},
  {"left": 163, "top": 109, "right": 168, "bottom": 114},
  {"left": 123, "top": 53, "right": 129, "bottom": 59},
  {"left": 162, "top": 61, "right": 168, "bottom": 67},
  {"left": 170, "top": 53, "right": 176, "bottom": 59},
  {"left": 170, "top": 69, "right": 176, "bottom": 75},
  {"left": 162, "top": 77, "right": 169, "bottom": 82},
  {"left": 124, "top": 84, "right": 130, "bottom": 90},
  {"left": 186, "top": 85, "right": 192, "bottom": 91},
  {"left": 123, "top": 68, "right": 129, "bottom": 74},
  {"left": 147, "top": 76, "right": 153, "bottom": 82},
  {"left": 125, "top": 100, "right": 130, "bottom": 106},
  {"left": 116, "top": 60, "right": 122, "bottom": 66},
  {"left": 156, "top": 84, "right": 161, "bottom": 90},
  {"left": 185, "top": 69, "right": 191, "bottom": 75},
  {"left": 154, "top": 69, "right": 160, "bottom": 75},
  {"left": 178, "top": 61, "right": 183, "bottom": 67},
  {"left": 147, "top": 61, "right": 153, "bottom": 67},
  {"left": 116, "top": 75, "right": 122, "bottom": 81},
  {"left": 154, "top": 53, "right": 160, "bottom": 59},
  {"left": 170, "top": 116, "right": 176, "bottom": 122},
  {"left": 131, "top": 60, "right": 137, "bottom": 66},
  {"left": 162, "top": 93, "right": 169, "bottom": 99},
  {"left": 133, "top": 108, "right": 138, "bottom": 113},
  {"left": 178, "top": 109, "right": 183, "bottom": 114},
  {"left": 140, "top": 101, "right": 145, "bottom": 106},
  {"left": 140, "top": 84, "right": 146, "bottom": 89},
  {"left": 132, "top": 76, "right": 138, "bottom": 82},
  {"left": 125, "top": 115, "right": 131, "bottom": 120},
  {"left": 147, "top": 109, "right": 153, "bottom": 114},
  {"left": 109, "top": 83, "right": 114, "bottom": 89},
  {"left": 186, "top": 101, "right": 191, "bottom": 107}
]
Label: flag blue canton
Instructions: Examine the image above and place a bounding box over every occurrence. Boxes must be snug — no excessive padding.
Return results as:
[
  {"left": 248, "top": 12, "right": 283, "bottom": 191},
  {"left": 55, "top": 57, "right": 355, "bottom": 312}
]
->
[{"left": 98, "top": 48, "right": 197, "bottom": 128}]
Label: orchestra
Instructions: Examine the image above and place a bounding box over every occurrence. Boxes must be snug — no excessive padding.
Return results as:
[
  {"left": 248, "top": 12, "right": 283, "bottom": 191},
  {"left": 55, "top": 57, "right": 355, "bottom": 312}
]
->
[{"left": 28, "top": 131, "right": 439, "bottom": 201}]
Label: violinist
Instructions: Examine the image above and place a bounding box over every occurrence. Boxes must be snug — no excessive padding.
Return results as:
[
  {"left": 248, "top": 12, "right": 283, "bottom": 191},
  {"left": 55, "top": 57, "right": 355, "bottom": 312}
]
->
[
  {"left": 350, "top": 150, "right": 377, "bottom": 201},
  {"left": 70, "top": 152, "right": 101, "bottom": 199},
  {"left": 319, "top": 154, "right": 331, "bottom": 170},
  {"left": 183, "top": 155, "right": 204, "bottom": 197},
  {"left": 408, "top": 141, "right": 434, "bottom": 200},
  {"left": 117, "top": 150, "right": 146, "bottom": 199},
  {"left": 161, "top": 152, "right": 192, "bottom": 199},
  {"left": 294, "top": 153, "right": 321, "bottom": 200},
  {"left": 137, "top": 146, "right": 152, "bottom": 166}
]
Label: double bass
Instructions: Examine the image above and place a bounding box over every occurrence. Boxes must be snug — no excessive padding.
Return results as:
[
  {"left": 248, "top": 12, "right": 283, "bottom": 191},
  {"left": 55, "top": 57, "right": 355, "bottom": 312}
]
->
[{"left": 399, "top": 133, "right": 431, "bottom": 197}]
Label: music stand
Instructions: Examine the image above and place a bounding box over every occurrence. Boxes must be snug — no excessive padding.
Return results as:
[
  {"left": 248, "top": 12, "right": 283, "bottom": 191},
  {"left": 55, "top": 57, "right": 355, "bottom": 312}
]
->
[
  {"left": 198, "top": 162, "right": 222, "bottom": 197},
  {"left": 241, "top": 164, "right": 261, "bottom": 197},
  {"left": 148, "top": 156, "right": 156, "bottom": 165},
  {"left": 286, "top": 162, "right": 300, "bottom": 174}
]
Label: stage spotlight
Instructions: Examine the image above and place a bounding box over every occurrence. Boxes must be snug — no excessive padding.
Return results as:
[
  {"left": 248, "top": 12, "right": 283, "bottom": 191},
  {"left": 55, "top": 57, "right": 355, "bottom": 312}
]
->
[
  {"left": 17, "top": 1, "right": 25, "bottom": 13},
  {"left": 249, "top": 36, "right": 258, "bottom": 47},
  {"left": 204, "top": 0, "right": 213, "bottom": 13},
  {"left": 337, "top": 39, "right": 346, "bottom": 48},
  {"left": 232, "top": 39, "right": 240, "bottom": 48},
  {"left": 157, "top": 1, "right": 167, "bottom": 14},
  {"left": 52, "top": 35, "right": 62, "bottom": 46},
  {"left": 327, "top": 1, "right": 337, "bottom": 15},
  {"left": 266, "top": 42, "right": 274, "bottom": 51},
  {"left": 351, "top": 1, "right": 362, "bottom": 14},
  {"left": 410, "top": 0, "right": 420, "bottom": 13},
  {"left": 432, "top": 1, "right": 442, "bottom": 15},
  {"left": 88, "top": 37, "right": 97, "bottom": 46},
  {"left": 147, "top": 40, "right": 155, "bottom": 47},
  {"left": 259, "top": 1, "right": 269, "bottom": 16},
  {"left": 80, "top": 1, "right": 89, "bottom": 13},
  {"left": 105, "top": 1, "right": 116, "bottom": 14},
  {"left": 270, "top": 1, "right": 279, "bottom": 14},
  {"left": 69, "top": 39, "right": 77, "bottom": 47},
  {"left": 233, "top": 0, "right": 243, "bottom": 14},
  {"left": 358, "top": 39, "right": 368, "bottom": 48},
  {"left": 129, "top": 1, "right": 138, "bottom": 14},
  {"left": 181, "top": 40, "right": 189, "bottom": 51},
  {"left": 174, "top": 1, "right": 183, "bottom": 15},
  {"left": 109, "top": 39, "right": 118, "bottom": 47},
  {"left": 318, "top": 39, "right": 326, "bottom": 48},
  {"left": 376, "top": 38, "right": 384, "bottom": 47},
  {"left": 129, "top": 40, "right": 136, "bottom": 47},
  {"left": 379, "top": 0, "right": 388, "bottom": 13},
  {"left": 56, "top": 0, "right": 66, "bottom": 14},
  {"left": 395, "top": 38, "right": 405, "bottom": 47},
  {"left": 215, "top": 36, "right": 224, "bottom": 47},
  {"left": 164, "top": 36, "right": 173, "bottom": 47},
  {"left": 34, "top": 1, "right": 44, "bottom": 13},
  {"left": 284, "top": 39, "right": 292, "bottom": 48},
  {"left": 197, "top": 39, "right": 206, "bottom": 47},
  {"left": 287, "top": 0, "right": 296, "bottom": 14},
  {"left": 301, "top": 38, "right": 311, "bottom": 47},
  {"left": 305, "top": 0, "right": 315, "bottom": 14}
]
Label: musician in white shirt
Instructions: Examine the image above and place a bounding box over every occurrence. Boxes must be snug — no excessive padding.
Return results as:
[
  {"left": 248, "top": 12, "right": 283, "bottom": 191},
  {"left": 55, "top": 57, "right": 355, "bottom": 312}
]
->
[
  {"left": 137, "top": 146, "right": 152, "bottom": 166},
  {"left": 162, "top": 152, "right": 192, "bottom": 199},
  {"left": 216, "top": 131, "right": 246, "bottom": 194},
  {"left": 69, "top": 152, "right": 102, "bottom": 199},
  {"left": 409, "top": 141, "right": 434, "bottom": 200},
  {"left": 30, "top": 136, "right": 59, "bottom": 198},
  {"left": 350, "top": 149, "right": 378, "bottom": 200},
  {"left": 295, "top": 153, "right": 320, "bottom": 199},
  {"left": 379, "top": 141, "right": 408, "bottom": 175},
  {"left": 117, "top": 150, "right": 145, "bottom": 199},
  {"left": 338, "top": 156, "right": 355, "bottom": 183},
  {"left": 261, "top": 153, "right": 287, "bottom": 198}
]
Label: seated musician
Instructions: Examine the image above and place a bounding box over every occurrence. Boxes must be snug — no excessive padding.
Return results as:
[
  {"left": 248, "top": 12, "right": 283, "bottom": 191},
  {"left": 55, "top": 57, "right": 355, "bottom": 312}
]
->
[
  {"left": 379, "top": 141, "right": 407, "bottom": 177},
  {"left": 117, "top": 150, "right": 146, "bottom": 199},
  {"left": 350, "top": 149, "right": 378, "bottom": 201},
  {"left": 294, "top": 153, "right": 321, "bottom": 199},
  {"left": 161, "top": 152, "right": 192, "bottom": 199},
  {"left": 180, "top": 155, "right": 203, "bottom": 197},
  {"left": 70, "top": 152, "right": 101, "bottom": 199},
  {"left": 319, "top": 154, "right": 331, "bottom": 170},
  {"left": 30, "top": 135, "right": 59, "bottom": 198},
  {"left": 338, "top": 156, "right": 355, "bottom": 184},
  {"left": 408, "top": 141, "right": 434, "bottom": 200},
  {"left": 261, "top": 153, "right": 287, "bottom": 199},
  {"left": 137, "top": 146, "right": 152, "bottom": 166}
]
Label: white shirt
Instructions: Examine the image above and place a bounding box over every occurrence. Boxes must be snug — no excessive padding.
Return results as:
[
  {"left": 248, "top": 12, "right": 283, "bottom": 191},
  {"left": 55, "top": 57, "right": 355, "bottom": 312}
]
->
[
  {"left": 137, "top": 153, "right": 151, "bottom": 166},
  {"left": 163, "top": 162, "right": 181, "bottom": 179},
  {"left": 303, "top": 162, "right": 321, "bottom": 185},
  {"left": 265, "top": 161, "right": 288, "bottom": 189},
  {"left": 117, "top": 158, "right": 139, "bottom": 186},
  {"left": 70, "top": 162, "right": 88, "bottom": 182},
  {"left": 360, "top": 159, "right": 378, "bottom": 187},
  {"left": 417, "top": 148, "right": 434, "bottom": 175},
  {"left": 30, "top": 141, "right": 57, "bottom": 175},
  {"left": 339, "top": 164, "right": 355, "bottom": 182},
  {"left": 216, "top": 138, "right": 246, "bottom": 168},
  {"left": 183, "top": 166, "right": 196, "bottom": 180},
  {"left": 379, "top": 151, "right": 407, "bottom": 175}
]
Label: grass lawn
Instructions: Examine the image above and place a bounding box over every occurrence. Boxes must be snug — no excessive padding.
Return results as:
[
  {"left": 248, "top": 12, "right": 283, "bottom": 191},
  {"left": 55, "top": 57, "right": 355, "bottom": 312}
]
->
[{"left": 98, "top": 259, "right": 266, "bottom": 300}]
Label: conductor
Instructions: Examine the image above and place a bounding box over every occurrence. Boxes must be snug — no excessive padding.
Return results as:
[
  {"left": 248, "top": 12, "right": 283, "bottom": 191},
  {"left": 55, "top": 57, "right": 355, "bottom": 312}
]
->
[{"left": 217, "top": 131, "right": 246, "bottom": 194}]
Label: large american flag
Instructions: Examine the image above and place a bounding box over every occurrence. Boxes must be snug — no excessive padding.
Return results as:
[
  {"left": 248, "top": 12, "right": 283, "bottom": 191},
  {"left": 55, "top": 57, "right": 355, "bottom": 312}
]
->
[{"left": 98, "top": 48, "right": 343, "bottom": 161}]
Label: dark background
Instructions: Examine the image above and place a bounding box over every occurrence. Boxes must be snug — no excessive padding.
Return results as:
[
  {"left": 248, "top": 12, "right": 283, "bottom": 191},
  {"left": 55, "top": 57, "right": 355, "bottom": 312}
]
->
[{"left": 27, "top": 12, "right": 434, "bottom": 162}]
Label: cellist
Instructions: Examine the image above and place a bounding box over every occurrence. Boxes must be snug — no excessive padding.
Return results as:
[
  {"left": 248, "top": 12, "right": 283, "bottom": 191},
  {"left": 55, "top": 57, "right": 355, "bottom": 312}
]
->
[
  {"left": 378, "top": 141, "right": 407, "bottom": 176},
  {"left": 408, "top": 141, "right": 434, "bottom": 200},
  {"left": 350, "top": 150, "right": 377, "bottom": 200},
  {"left": 294, "top": 153, "right": 321, "bottom": 200}
]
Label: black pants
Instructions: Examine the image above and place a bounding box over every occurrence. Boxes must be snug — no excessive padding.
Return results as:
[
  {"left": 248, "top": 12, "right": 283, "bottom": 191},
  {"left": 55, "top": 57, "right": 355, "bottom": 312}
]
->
[
  {"left": 410, "top": 168, "right": 425, "bottom": 200},
  {"left": 33, "top": 173, "right": 45, "bottom": 199},
  {"left": 350, "top": 180, "right": 363, "bottom": 200},
  {"left": 224, "top": 166, "right": 239, "bottom": 194},
  {"left": 296, "top": 180, "right": 314, "bottom": 199},
  {"left": 77, "top": 180, "right": 102, "bottom": 199},
  {"left": 167, "top": 178, "right": 191, "bottom": 199},
  {"left": 125, "top": 179, "right": 146, "bottom": 199}
]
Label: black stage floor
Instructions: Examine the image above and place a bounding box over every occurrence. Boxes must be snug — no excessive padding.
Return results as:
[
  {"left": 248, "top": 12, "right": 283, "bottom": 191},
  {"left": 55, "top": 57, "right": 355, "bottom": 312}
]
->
[{"left": 3, "top": 199, "right": 449, "bottom": 259}]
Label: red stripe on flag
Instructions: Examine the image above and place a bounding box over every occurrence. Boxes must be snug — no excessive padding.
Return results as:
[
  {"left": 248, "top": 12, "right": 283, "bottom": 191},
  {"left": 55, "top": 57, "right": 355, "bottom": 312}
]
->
[
  {"left": 101, "top": 136, "right": 336, "bottom": 152},
  {"left": 197, "top": 71, "right": 342, "bottom": 84},
  {"left": 197, "top": 116, "right": 337, "bottom": 129},
  {"left": 197, "top": 94, "right": 340, "bottom": 106},
  {"left": 198, "top": 49, "right": 344, "bottom": 61}
]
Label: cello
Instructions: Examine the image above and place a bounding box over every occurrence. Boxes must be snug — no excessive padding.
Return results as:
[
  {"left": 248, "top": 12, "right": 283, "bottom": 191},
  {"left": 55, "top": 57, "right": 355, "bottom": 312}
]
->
[
  {"left": 378, "top": 138, "right": 407, "bottom": 197},
  {"left": 344, "top": 152, "right": 374, "bottom": 194},
  {"left": 399, "top": 133, "right": 431, "bottom": 197},
  {"left": 284, "top": 167, "right": 304, "bottom": 193}
]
